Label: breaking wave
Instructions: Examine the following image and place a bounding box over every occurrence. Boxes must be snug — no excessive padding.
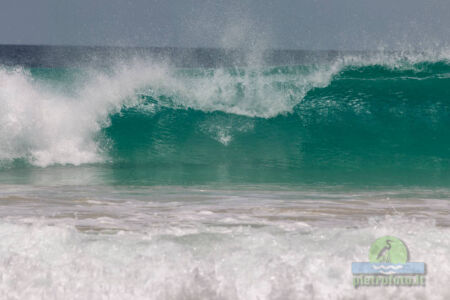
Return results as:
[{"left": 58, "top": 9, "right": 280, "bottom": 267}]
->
[{"left": 0, "top": 52, "right": 449, "bottom": 184}]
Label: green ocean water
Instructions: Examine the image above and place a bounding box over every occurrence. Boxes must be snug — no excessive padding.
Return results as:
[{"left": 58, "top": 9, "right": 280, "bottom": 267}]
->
[{"left": 0, "top": 57, "right": 449, "bottom": 186}]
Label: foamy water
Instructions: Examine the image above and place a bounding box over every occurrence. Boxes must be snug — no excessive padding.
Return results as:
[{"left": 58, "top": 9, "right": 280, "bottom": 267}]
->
[{"left": 0, "top": 186, "right": 449, "bottom": 299}]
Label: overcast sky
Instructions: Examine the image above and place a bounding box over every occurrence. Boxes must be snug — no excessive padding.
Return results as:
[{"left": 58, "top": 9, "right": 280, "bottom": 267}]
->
[{"left": 1, "top": 0, "right": 450, "bottom": 50}]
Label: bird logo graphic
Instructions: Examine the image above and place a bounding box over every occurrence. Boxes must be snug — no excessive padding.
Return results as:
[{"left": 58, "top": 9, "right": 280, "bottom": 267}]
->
[
  {"left": 375, "top": 239, "right": 393, "bottom": 263},
  {"left": 369, "top": 236, "right": 408, "bottom": 264},
  {"left": 352, "top": 235, "right": 426, "bottom": 286}
]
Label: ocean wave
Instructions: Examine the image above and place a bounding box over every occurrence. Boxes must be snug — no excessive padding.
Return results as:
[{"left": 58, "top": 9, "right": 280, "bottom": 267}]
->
[{"left": 1, "top": 52, "right": 450, "bottom": 170}]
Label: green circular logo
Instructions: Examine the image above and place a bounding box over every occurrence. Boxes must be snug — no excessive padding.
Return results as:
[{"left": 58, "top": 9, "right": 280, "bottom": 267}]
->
[{"left": 369, "top": 236, "right": 409, "bottom": 264}]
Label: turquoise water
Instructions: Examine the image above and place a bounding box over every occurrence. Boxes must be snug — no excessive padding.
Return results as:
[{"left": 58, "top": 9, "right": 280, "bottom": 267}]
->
[{"left": 1, "top": 55, "right": 449, "bottom": 186}]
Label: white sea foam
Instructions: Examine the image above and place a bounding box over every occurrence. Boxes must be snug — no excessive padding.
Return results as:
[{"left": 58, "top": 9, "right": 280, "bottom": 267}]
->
[
  {"left": 0, "top": 186, "right": 448, "bottom": 300},
  {"left": 0, "top": 63, "right": 169, "bottom": 167}
]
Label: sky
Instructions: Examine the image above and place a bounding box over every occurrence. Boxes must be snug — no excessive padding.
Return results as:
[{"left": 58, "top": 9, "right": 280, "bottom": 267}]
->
[{"left": 1, "top": 0, "right": 450, "bottom": 50}]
